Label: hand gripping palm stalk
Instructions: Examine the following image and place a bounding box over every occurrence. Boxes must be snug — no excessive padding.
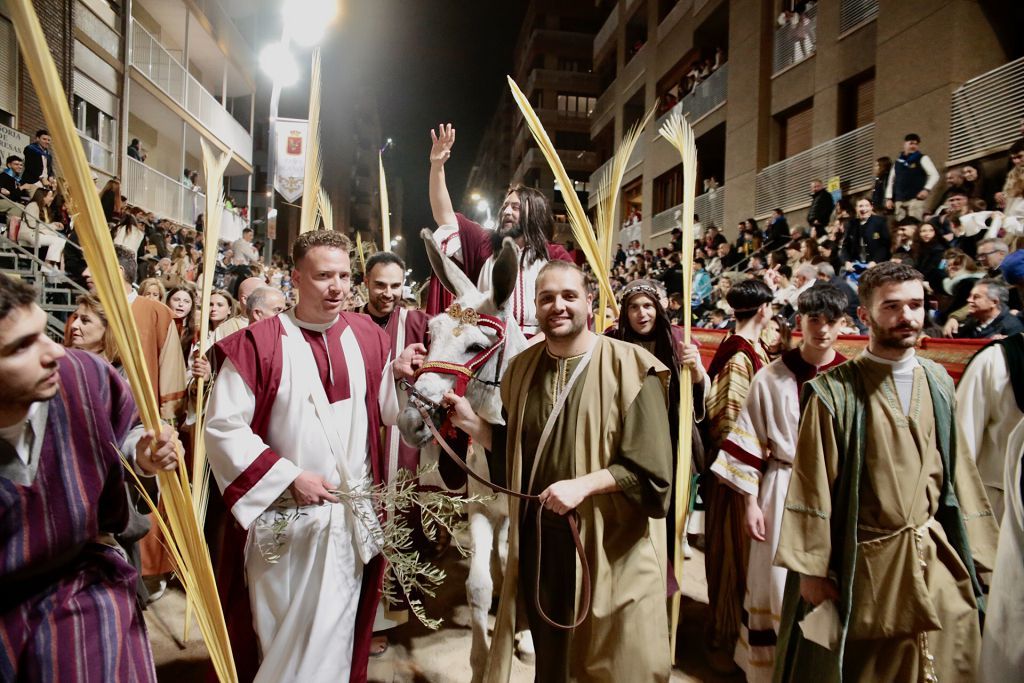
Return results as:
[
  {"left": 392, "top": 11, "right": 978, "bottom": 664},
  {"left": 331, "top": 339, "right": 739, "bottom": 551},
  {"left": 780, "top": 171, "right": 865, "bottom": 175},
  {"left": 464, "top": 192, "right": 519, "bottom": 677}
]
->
[{"left": 6, "top": 2, "right": 237, "bottom": 680}]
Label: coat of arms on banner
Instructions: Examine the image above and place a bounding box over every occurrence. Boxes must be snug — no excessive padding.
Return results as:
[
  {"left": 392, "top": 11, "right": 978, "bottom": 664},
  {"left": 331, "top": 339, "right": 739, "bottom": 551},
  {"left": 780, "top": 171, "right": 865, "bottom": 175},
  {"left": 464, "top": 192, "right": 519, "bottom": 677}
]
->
[{"left": 274, "top": 118, "right": 308, "bottom": 203}]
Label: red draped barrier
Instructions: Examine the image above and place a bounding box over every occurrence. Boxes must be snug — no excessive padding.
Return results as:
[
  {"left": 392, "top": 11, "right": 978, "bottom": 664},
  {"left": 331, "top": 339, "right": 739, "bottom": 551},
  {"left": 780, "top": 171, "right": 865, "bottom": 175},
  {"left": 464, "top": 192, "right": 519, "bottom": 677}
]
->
[{"left": 691, "top": 328, "right": 987, "bottom": 384}]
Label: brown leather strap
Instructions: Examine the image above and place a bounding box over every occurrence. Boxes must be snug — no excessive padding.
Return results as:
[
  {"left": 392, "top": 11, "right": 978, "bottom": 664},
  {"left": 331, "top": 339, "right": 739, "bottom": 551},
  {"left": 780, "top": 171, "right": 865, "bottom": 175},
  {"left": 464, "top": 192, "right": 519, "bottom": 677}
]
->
[{"left": 416, "top": 404, "right": 591, "bottom": 630}]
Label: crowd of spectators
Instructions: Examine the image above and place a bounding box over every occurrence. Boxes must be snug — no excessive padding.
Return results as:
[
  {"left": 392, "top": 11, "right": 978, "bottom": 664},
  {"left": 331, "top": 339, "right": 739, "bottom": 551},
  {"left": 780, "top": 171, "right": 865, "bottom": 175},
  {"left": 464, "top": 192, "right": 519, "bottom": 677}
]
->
[
  {"left": 657, "top": 46, "right": 728, "bottom": 116},
  {"left": 583, "top": 125, "right": 1024, "bottom": 348}
]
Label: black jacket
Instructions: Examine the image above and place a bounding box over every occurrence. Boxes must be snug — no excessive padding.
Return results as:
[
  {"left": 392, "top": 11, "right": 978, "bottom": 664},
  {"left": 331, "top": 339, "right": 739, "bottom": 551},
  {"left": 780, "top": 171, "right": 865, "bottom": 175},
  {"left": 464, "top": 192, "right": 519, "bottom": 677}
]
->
[
  {"left": 842, "top": 215, "right": 891, "bottom": 264},
  {"left": 807, "top": 189, "right": 834, "bottom": 229},
  {"left": 958, "top": 310, "right": 1024, "bottom": 339}
]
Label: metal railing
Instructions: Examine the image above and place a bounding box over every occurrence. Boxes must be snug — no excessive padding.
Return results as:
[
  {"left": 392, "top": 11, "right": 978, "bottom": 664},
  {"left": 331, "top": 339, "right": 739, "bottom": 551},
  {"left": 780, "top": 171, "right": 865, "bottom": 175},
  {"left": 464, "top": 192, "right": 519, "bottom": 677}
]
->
[
  {"left": 773, "top": 4, "right": 817, "bottom": 74},
  {"left": 123, "top": 156, "right": 205, "bottom": 226},
  {"left": 948, "top": 56, "right": 1024, "bottom": 165},
  {"left": 651, "top": 186, "right": 725, "bottom": 235},
  {"left": 129, "top": 20, "right": 252, "bottom": 164},
  {"left": 754, "top": 123, "right": 875, "bottom": 218},
  {"left": 839, "top": 0, "right": 879, "bottom": 35},
  {"left": 655, "top": 62, "right": 729, "bottom": 132}
]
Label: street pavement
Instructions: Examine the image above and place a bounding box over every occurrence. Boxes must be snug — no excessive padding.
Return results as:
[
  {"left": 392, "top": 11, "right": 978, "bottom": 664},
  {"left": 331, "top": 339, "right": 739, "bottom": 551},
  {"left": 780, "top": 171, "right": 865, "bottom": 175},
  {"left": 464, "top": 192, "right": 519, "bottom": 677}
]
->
[{"left": 146, "top": 538, "right": 741, "bottom": 682}]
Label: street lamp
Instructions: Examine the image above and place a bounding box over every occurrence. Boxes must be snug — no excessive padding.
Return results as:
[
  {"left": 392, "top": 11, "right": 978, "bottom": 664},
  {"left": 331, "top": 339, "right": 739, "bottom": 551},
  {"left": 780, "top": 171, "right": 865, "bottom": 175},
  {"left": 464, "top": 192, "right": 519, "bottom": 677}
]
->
[{"left": 260, "top": 0, "right": 337, "bottom": 261}]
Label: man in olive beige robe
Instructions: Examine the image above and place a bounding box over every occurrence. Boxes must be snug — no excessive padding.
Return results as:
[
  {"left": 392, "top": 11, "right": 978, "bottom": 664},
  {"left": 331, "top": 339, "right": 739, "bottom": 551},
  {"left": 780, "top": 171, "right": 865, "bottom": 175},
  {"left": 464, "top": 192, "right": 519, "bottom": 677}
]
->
[
  {"left": 773, "top": 262, "right": 998, "bottom": 683},
  {"left": 448, "top": 261, "right": 674, "bottom": 683}
]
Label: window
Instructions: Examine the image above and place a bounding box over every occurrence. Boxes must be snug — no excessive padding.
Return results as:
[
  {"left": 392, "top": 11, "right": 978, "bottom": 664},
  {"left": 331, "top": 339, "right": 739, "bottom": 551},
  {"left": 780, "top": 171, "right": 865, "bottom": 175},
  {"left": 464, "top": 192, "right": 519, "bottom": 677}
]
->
[
  {"left": 777, "top": 99, "right": 813, "bottom": 160},
  {"left": 557, "top": 94, "right": 597, "bottom": 118},
  {"left": 554, "top": 131, "right": 591, "bottom": 150},
  {"left": 654, "top": 165, "right": 684, "bottom": 214},
  {"left": 0, "top": 15, "right": 17, "bottom": 126},
  {"left": 73, "top": 95, "right": 117, "bottom": 149},
  {"left": 839, "top": 71, "right": 874, "bottom": 134}
]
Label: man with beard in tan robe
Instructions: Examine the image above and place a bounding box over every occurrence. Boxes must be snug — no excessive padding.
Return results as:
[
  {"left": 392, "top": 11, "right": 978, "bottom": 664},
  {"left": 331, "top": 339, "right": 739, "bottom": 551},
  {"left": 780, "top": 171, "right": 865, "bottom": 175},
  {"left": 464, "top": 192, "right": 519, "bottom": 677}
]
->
[
  {"left": 447, "top": 261, "right": 674, "bottom": 682},
  {"left": 773, "top": 262, "right": 998, "bottom": 683}
]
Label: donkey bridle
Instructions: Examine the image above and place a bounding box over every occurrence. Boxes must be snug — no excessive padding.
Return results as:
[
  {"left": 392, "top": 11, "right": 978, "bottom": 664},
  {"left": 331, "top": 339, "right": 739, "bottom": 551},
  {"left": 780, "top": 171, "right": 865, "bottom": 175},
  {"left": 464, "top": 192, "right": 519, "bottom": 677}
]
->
[{"left": 401, "top": 304, "right": 592, "bottom": 630}]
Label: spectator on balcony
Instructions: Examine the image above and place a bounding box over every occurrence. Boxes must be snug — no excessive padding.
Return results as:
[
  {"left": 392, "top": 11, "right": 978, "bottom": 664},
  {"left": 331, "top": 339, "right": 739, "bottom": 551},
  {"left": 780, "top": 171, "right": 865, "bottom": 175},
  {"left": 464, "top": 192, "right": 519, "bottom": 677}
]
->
[
  {"left": 0, "top": 155, "right": 31, "bottom": 204},
  {"left": 20, "top": 187, "right": 67, "bottom": 269},
  {"left": 885, "top": 133, "right": 940, "bottom": 220},
  {"left": 127, "top": 138, "right": 143, "bottom": 161},
  {"left": 871, "top": 157, "right": 892, "bottom": 213},
  {"left": 714, "top": 46, "right": 727, "bottom": 69},
  {"left": 99, "top": 178, "right": 122, "bottom": 224},
  {"left": 806, "top": 179, "right": 834, "bottom": 238},
  {"left": 21, "top": 130, "right": 54, "bottom": 189},
  {"left": 230, "top": 227, "right": 260, "bottom": 267},
  {"left": 182, "top": 168, "right": 192, "bottom": 189},
  {"left": 614, "top": 243, "right": 627, "bottom": 268},
  {"left": 843, "top": 197, "right": 891, "bottom": 270},
  {"left": 948, "top": 280, "right": 1024, "bottom": 339}
]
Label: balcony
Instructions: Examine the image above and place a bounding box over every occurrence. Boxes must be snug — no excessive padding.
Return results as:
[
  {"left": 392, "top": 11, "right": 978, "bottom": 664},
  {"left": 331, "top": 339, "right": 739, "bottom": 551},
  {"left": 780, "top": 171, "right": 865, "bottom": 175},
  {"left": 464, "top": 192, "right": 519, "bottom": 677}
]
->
[
  {"left": 123, "top": 156, "right": 248, "bottom": 239},
  {"left": 839, "top": 0, "right": 879, "bottom": 36},
  {"left": 655, "top": 63, "right": 729, "bottom": 132},
  {"left": 773, "top": 4, "right": 817, "bottom": 75},
  {"left": 515, "top": 148, "right": 598, "bottom": 182},
  {"left": 651, "top": 186, "right": 725, "bottom": 236},
  {"left": 594, "top": 8, "right": 618, "bottom": 61},
  {"left": 124, "top": 156, "right": 204, "bottom": 227},
  {"left": 948, "top": 56, "right": 1024, "bottom": 165},
  {"left": 620, "top": 43, "right": 648, "bottom": 96},
  {"left": 754, "top": 123, "right": 875, "bottom": 218},
  {"left": 587, "top": 138, "right": 645, "bottom": 208},
  {"left": 657, "top": 0, "right": 691, "bottom": 42},
  {"left": 525, "top": 69, "right": 601, "bottom": 96},
  {"left": 129, "top": 20, "right": 252, "bottom": 164}
]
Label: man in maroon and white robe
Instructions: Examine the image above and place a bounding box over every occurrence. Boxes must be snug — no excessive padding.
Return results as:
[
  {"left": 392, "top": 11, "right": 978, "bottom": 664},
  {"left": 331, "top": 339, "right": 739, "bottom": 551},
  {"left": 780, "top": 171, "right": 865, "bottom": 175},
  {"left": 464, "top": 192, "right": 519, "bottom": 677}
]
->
[
  {"left": 426, "top": 124, "right": 572, "bottom": 332},
  {"left": 357, "top": 251, "right": 430, "bottom": 639},
  {"left": 205, "top": 232, "right": 399, "bottom": 683}
]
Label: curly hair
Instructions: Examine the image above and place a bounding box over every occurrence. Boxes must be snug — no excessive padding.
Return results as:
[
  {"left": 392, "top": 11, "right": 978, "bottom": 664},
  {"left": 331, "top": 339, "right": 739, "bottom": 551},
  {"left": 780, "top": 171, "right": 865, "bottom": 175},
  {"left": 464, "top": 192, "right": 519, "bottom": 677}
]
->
[{"left": 292, "top": 230, "right": 353, "bottom": 265}]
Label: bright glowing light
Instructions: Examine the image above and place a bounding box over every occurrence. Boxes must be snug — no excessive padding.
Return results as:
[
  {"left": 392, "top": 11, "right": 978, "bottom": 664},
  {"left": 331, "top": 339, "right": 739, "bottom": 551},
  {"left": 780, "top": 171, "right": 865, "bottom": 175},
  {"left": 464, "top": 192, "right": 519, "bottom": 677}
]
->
[
  {"left": 395, "top": 235, "right": 403, "bottom": 241},
  {"left": 476, "top": 199, "right": 489, "bottom": 213},
  {"left": 390, "top": 239, "right": 398, "bottom": 247},
  {"left": 284, "top": 0, "right": 338, "bottom": 47},
  {"left": 259, "top": 42, "right": 299, "bottom": 86},
  {"left": 470, "top": 192, "right": 481, "bottom": 201}
]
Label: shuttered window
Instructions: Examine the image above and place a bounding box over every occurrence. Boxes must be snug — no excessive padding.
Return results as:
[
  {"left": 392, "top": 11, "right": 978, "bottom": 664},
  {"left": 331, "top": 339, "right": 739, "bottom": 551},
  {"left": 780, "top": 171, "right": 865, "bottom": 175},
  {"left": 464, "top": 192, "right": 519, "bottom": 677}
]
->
[
  {"left": 780, "top": 101, "right": 813, "bottom": 160},
  {"left": 852, "top": 76, "right": 874, "bottom": 129},
  {"left": 0, "top": 15, "right": 17, "bottom": 122}
]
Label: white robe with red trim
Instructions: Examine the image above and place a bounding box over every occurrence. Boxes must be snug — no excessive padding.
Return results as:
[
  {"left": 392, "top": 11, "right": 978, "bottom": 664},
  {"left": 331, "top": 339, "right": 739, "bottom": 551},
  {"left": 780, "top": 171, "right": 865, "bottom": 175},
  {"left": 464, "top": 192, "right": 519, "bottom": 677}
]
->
[
  {"left": 205, "top": 309, "right": 399, "bottom": 683},
  {"left": 709, "top": 349, "right": 845, "bottom": 683}
]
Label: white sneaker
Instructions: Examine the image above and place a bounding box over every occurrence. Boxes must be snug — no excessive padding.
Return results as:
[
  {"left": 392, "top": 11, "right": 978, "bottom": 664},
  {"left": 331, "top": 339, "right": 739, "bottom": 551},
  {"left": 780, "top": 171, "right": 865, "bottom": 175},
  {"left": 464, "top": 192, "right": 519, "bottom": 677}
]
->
[
  {"left": 146, "top": 578, "right": 167, "bottom": 603},
  {"left": 682, "top": 539, "right": 694, "bottom": 560}
]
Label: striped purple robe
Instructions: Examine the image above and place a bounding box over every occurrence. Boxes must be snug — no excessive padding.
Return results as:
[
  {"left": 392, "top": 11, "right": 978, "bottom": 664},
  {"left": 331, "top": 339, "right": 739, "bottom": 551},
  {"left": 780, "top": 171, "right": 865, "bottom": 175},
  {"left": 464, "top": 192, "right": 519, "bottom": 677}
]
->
[{"left": 0, "top": 349, "right": 157, "bottom": 682}]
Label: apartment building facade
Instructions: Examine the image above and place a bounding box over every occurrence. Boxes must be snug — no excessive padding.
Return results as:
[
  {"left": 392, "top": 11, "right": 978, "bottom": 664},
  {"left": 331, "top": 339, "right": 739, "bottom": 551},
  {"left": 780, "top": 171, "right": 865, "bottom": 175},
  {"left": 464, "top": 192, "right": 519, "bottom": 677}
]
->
[
  {"left": 589, "top": 0, "right": 1021, "bottom": 248},
  {"left": 0, "top": 0, "right": 255, "bottom": 234}
]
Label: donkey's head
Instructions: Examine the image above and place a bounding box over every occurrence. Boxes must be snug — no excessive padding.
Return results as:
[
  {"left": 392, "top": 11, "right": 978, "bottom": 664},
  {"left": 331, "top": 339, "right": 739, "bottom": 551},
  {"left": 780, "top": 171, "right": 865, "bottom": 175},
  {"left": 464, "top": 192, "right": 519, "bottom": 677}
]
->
[{"left": 398, "top": 229, "right": 526, "bottom": 447}]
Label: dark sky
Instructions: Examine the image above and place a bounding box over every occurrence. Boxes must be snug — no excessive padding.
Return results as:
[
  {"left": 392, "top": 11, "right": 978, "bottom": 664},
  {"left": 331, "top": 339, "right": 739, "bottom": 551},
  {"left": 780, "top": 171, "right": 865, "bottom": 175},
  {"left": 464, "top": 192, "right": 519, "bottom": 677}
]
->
[{"left": 314, "top": 0, "right": 527, "bottom": 278}]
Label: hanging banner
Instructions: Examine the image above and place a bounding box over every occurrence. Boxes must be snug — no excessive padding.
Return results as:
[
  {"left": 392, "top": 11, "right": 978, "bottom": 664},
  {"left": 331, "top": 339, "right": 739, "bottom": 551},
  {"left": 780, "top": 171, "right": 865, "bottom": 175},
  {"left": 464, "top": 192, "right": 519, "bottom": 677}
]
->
[
  {"left": 0, "top": 123, "right": 29, "bottom": 164},
  {"left": 274, "top": 117, "right": 307, "bottom": 203}
]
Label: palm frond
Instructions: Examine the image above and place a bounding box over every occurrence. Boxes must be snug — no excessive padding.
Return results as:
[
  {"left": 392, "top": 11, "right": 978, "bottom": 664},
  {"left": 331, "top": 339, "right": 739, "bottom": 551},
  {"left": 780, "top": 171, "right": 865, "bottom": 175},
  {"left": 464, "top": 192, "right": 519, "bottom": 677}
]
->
[{"left": 299, "top": 49, "right": 323, "bottom": 235}]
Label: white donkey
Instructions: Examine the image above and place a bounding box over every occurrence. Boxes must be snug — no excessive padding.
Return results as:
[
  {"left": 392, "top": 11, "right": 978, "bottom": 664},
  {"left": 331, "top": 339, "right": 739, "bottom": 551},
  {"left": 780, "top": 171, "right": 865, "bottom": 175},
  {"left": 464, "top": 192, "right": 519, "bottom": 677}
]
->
[{"left": 398, "top": 230, "right": 533, "bottom": 681}]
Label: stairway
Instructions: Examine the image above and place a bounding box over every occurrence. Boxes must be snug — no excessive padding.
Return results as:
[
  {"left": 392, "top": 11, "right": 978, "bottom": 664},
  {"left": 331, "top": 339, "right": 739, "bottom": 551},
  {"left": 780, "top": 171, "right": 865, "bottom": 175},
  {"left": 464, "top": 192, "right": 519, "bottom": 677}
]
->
[{"left": 0, "top": 236, "right": 88, "bottom": 341}]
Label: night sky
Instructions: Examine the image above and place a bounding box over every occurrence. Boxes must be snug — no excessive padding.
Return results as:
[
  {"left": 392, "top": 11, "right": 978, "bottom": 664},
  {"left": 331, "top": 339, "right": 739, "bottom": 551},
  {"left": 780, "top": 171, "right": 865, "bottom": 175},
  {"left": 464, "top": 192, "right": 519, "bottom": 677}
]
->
[{"left": 314, "top": 0, "right": 527, "bottom": 279}]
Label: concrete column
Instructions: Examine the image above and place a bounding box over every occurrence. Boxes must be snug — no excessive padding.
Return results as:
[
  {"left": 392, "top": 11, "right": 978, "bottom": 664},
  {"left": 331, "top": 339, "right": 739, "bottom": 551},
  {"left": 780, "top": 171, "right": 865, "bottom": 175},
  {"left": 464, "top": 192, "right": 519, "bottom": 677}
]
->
[{"left": 722, "top": 0, "right": 774, "bottom": 238}]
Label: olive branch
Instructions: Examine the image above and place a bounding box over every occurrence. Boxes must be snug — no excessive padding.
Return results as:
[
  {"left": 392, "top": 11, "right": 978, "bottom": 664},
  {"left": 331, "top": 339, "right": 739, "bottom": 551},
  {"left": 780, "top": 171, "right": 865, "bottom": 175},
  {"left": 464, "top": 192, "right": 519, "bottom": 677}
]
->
[{"left": 253, "top": 463, "right": 490, "bottom": 630}]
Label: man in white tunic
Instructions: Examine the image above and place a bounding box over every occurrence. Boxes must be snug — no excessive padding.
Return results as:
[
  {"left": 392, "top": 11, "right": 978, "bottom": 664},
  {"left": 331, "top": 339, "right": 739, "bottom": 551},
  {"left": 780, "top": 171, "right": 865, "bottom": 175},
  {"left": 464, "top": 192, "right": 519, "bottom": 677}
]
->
[
  {"left": 955, "top": 331, "right": 1024, "bottom": 520},
  {"left": 710, "top": 285, "right": 848, "bottom": 681},
  {"left": 205, "top": 230, "right": 397, "bottom": 683}
]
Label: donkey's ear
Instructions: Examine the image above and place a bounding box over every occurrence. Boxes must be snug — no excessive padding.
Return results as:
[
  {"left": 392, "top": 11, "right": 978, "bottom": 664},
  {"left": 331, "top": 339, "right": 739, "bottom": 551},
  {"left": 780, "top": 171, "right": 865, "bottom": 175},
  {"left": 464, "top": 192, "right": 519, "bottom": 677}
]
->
[
  {"left": 421, "top": 228, "right": 477, "bottom": 299},
  {"left": 490, "top": 237, "right": 518, "bottom": 309}
]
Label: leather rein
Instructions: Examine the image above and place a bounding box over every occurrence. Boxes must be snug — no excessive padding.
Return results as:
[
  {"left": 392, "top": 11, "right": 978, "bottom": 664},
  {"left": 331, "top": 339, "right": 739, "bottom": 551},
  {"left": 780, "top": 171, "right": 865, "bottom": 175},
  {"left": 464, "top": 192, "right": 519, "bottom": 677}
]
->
[{"left": 400, "top": 303, "right": 592, "bottom": 630}]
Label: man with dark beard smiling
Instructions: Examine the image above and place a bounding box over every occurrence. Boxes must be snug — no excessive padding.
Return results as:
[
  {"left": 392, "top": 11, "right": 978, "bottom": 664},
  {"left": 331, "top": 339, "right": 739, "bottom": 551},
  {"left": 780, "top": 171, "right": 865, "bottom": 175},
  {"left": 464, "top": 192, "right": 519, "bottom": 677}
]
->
[
  {"left": 425, "top": 124, "right": 572, "bottom": 335},
  {"left": 444, "top": 261, "right": 674, "bottom": 682},
  {"left": 773, "top": 261, "right": 998, "bottom": 683}
]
